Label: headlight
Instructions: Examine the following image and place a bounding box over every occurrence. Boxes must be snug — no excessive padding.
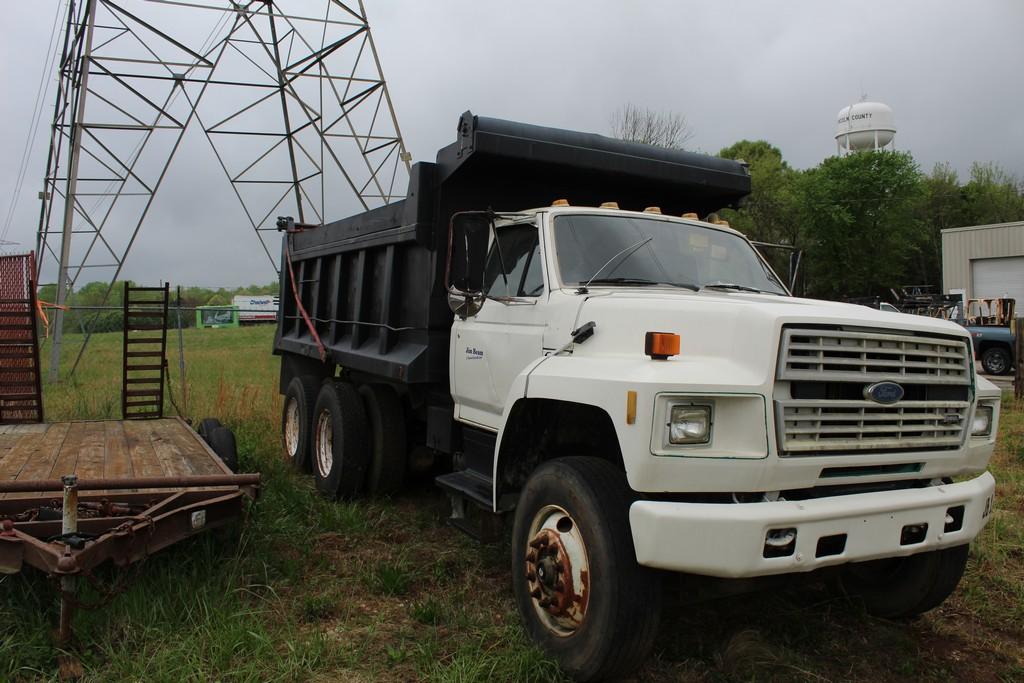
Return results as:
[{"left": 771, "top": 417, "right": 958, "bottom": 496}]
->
[
  {"left": 971, "top": 405, "right": 993, "bottom": 437},
  {"left": 669, "top": 405, "right": 712, "bottom": 444}
]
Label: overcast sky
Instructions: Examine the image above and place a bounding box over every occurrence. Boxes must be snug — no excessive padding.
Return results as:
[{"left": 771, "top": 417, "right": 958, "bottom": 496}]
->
[{"left": 1, "top": 1, "right": 1021, "bottom": 288}]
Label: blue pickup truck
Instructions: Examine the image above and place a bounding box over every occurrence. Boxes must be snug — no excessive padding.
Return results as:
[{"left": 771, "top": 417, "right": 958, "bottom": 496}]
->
[
  {"left": 968, "top": 325, "right": 1015, "bottom": 375},
  {"left": 849, "top": 293, "right": 1016, "bottom": 376}
]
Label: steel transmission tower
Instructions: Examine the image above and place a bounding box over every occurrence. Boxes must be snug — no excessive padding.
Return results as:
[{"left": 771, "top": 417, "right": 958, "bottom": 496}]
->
[{"left": 36, "top": 0, "right": 411, "bottom": 381}]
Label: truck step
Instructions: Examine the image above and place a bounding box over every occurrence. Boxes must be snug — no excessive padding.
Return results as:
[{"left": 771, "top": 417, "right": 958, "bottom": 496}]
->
[
  {"left": 435, "top": 469, "right": 493, "bottom": 509},
  {"left": 435, "top": 470, "right": 505, "bottom": 543}
]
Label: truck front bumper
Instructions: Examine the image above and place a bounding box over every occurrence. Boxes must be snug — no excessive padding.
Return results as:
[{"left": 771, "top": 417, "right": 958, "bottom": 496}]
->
[{"left": 629, "top": 472, "right": 995, "bottom": 578}]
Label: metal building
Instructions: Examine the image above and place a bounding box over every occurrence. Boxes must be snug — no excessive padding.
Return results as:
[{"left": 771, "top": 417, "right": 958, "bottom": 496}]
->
[{"left": 942, "top": 221, "right": 1024, "bottom": 311}]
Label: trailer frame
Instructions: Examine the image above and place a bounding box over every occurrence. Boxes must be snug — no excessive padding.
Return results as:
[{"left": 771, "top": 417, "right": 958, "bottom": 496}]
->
[{"left": 0, "top": 418, "right": 260, "bottom": 645}]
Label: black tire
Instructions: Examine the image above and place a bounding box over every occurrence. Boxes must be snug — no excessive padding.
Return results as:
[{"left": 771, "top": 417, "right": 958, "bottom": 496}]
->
[
  {"left": 197, "top": 417, "right": 222, "bottom": 440},
  {"left": 980, "top": 346, "right": 1011, "bottom": 376},
  {"left": 282, "top": 375, "right": 318, "bottom": 472},
  {"left": 511, "top": 457, "right": 661, "bottom": 682},
  {"left": 358, "top": 383, "right": 406, "bottom": 495},
  {"left": 905, "top": 544, "right": 970, "bottom": 615},
  {"left": 207, "top": 426, "right": 239, "bottom": 472},
  {"left": 311, "top": 381, "right": 369, "bottom": 499},
  {"left": 837, "top": 544, "right": 970, "bottom": 619}
]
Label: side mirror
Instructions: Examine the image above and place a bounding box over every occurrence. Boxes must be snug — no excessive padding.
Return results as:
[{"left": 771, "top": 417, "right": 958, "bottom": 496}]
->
[
  {"left": 448, "top": 285, "right": 484, "bottom": 319},
  {"left": 446, "top": 211, "right": 491, "bottom": 318}
]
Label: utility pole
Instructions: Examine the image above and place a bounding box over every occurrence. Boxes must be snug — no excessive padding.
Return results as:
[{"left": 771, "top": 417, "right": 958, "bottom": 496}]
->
[{"left": 48, "top": 0, "right": 97, "bottom": 383}]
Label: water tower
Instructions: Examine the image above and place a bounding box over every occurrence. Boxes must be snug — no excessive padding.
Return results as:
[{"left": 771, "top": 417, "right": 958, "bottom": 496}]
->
[{"left": 835, "top": 101, "right": 896, "bottom": 154}]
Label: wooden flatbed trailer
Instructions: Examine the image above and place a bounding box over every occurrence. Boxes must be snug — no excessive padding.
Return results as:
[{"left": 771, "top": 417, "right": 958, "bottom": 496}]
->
[{"left": 0, "top": 417, "right": 259, "bottom": 644}]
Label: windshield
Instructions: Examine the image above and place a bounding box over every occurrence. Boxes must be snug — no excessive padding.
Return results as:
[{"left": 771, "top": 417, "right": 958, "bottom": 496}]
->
[{"left": 553, "top": 213, "right": 788, "bottom": 295}]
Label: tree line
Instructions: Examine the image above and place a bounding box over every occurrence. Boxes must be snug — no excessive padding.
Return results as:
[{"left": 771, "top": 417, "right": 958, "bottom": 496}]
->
[
  {"left": 36, "top": 281, "right": 278, "bottom": 334},
  {"left": 716, "top": 142, "right": 1024, "bottom": 299}
]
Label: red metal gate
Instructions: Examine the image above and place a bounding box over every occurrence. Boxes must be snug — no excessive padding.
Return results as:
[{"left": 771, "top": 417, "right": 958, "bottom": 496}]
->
[{"left": 0, "top": 252, "right": 43, "bottom": 423}]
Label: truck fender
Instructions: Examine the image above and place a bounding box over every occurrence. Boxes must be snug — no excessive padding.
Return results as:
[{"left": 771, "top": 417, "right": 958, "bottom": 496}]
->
[{"left": 491, "top": 357, "right": 625, "bottom": 512}]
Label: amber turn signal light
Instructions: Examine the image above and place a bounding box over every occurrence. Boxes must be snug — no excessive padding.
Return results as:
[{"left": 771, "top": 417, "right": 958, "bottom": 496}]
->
[{"left": 645, "top": 331, "right": 680, "bottom": 360}]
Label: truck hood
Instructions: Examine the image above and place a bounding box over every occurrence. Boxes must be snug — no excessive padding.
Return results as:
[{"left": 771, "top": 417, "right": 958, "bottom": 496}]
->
[{"left": 561, "top": 289, "right": 971, "bottom": 388}]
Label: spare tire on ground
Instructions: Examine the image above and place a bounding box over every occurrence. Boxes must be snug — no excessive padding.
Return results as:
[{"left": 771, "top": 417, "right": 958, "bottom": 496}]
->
[
  {"left": 197, "top": 417, "right": 222, "bottom": 440},
  {"left": 206, "top": 426, "right": 239, "bottom": 473}
]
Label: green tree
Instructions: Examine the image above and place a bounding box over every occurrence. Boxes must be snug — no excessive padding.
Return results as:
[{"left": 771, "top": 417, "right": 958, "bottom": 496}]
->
[
  {"left": 718, "top": 140, "right": 802, "bottom": 246},
  {"left": 717, "top": 140, "right": 804, "bottom": 290},
  {"left": 796, "top": 150, "right": 923, "bottom": 299},
  {"left": 909, "top": 163, "right": 967, "bottom": 288},
  {"left": 961, "top": 162, "right": 1024, "bottom": 226}
]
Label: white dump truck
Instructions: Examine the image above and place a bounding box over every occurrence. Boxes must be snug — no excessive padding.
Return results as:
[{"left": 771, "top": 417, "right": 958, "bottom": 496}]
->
[{"left": 273, "top": 112, "right": 1000, "bottom": 681}]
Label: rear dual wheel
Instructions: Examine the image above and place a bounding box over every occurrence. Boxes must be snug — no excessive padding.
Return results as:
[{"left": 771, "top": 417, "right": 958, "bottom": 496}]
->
[
  {"left": 358, "top": 383, "right": 406, "bottom": 495},
  {"left": 282, "top": 376, "right": 318, "bottom": 472},
  {"left": 288, "top": 376, "right": 407, "bottom": 499},
  {"left": 312, "top": 381, "right": 369, "bottom": 499}
]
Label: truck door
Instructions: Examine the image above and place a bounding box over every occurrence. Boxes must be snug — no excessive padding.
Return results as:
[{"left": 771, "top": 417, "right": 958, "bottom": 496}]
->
[{"left": 452, "top": 220, "right": 547, "bottom": 430}]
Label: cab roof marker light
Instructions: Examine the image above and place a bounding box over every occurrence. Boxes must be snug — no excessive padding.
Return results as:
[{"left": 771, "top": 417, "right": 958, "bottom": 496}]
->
[
  {"left": 599, "top": 201, "right": 619, "bottom": 209},
  {"left": 645, "top": 331, "right": 680, "bottom": 360},
  {"left": 643, "top": 206, "right": 662, "bottom": 214},
  {"left": 681, "top": 212, "right": 699, "bottom": 219},
  {"left": 551, "top": 198, "right": 570, "bottom": 206}
]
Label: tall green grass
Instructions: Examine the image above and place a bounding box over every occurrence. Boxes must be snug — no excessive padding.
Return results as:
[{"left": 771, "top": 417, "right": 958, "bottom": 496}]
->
[
  {"left": 2, "top": 327, "right": 562, "bottom": 682},
  {"left": 0, "top": 328, "right": 359, "bottom": 681}
]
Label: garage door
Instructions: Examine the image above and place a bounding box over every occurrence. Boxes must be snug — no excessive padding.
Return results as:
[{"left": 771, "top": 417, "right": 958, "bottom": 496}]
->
[{"left": 972, "top": 256, "right": 1024, "bottom": 312}]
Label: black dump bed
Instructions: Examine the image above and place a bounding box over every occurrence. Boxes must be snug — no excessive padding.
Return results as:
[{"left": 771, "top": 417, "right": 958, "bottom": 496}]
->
[{"left": 274, "top": 111, "right": 751, "bottom": 385}]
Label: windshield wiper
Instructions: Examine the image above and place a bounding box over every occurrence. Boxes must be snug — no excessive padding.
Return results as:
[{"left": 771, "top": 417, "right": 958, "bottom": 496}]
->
[
  {"left": 582, "top": 277, "right": 700, "bottom": 291},
  {"left": 701, "top": 282, "right": 765, "bottom": 294},
  {"left": 584, "top": 277, "right": 658, "bottom": 286},
  {"left": 577, "top": 236, "right": 653, "bottom": 293}
]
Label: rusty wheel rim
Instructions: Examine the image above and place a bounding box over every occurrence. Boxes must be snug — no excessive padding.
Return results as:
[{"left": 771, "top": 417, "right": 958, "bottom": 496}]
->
[
  {"left": 284, "top": 397, "right": 300, "bottom": 459},
  {"left": 525, "top": 504, "right": 590, "bottom": 637},
  {"left": 314, "top": 409, "right": 333, "bottom": 478}
]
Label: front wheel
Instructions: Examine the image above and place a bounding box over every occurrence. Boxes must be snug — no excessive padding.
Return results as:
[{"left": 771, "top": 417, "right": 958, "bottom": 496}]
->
[
  {"left": 511, "top": 457, "right": 661, "bottom": 682},
  {"left": 836, "top": 544, "right": 970, "bottom": 619}
]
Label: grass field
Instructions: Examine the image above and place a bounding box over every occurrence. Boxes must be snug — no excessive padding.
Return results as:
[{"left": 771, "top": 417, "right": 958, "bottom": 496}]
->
[{"left": 1, "top": 326, "right": 1022, "bottom": 682}]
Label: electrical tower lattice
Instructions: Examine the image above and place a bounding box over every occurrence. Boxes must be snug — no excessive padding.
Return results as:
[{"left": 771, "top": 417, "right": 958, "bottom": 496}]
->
[{"left": 36, "top": 0, "right": 411, "bottom": 381}]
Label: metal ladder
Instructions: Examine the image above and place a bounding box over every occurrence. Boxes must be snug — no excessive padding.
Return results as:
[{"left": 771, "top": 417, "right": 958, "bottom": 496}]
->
[
  {"left": 0, "top": 253, "right": 43, "bottom": 423},
  {"left": 121, "top": 283, "right": 168, "bottom": 419}
]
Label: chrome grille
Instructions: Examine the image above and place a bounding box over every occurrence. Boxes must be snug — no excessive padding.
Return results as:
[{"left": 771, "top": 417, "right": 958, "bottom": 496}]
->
[
  {"left": 776, "top": 400, "right": 969, "bottom": 454},
  {"left": 778, "top": 328, "right": 970, "bottom": 385},
  {"left": 775, "top": 326, "right": 972, "bottom": 456}
]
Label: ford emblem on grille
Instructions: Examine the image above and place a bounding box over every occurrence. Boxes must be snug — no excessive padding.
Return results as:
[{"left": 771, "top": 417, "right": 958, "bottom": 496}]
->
[{"left": 864, "top": 381, "right": 904, "bottom": 404}]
